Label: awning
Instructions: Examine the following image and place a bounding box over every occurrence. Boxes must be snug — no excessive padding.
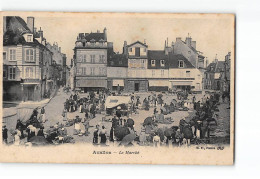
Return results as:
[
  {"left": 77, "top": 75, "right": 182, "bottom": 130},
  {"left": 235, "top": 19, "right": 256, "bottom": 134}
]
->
[
  {"left": 149, "top": 80, "right": 168, "bottom": 86},
  {"left": 113, "top": 80, "right": 124, "bottom": 86},
  {"left": 170, "top": 81, "right": 192, "bottom": 86},
  {"left": 76, "top": 79, "right": 107, "bottom": 88},
  {"left": 105, "top": 96, "right": 131, "bottom": 109}
]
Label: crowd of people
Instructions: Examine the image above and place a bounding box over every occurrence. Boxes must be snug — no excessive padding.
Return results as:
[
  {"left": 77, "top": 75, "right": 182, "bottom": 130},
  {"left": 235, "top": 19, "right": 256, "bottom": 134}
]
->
[{"left": 2, "top": 86, "right": 229, "bottom": 147}]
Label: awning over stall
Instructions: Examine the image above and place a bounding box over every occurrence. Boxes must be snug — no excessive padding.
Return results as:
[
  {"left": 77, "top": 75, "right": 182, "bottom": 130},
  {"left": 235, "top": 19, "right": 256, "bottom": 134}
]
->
[
  {"left": 76, "top": 79, "right": 107, "bottom": 88},
  {"left": 112, "top": 80, "right": 124, "bottom": 86}
]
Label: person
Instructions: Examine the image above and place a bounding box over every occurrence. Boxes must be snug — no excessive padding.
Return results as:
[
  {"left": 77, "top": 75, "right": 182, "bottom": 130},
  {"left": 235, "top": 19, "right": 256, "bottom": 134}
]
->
[
  {"left": 62, "top": 109, "right": 67, "bottom": 121},
  {"left": 41, "top": 107, "right": 46, "bottom": 123},
  {"left": 153, "top": 108, "right": 157, "bottom": 115},
  {"left": 13, "top": 131, "right": 20, "bottom": 146},
  {"left": 93, "top": 129, "right": 99, "bottom": 144},
  {"left": 139, "top": 127, "right": 146, "bottom": 146},
  {"left": 109, "top": 127, "right": 114, "bottom": 142},
  {"left": 83, "top": 119, "right": 90, "bottom": 136},
  {"left": 37, "top": 127, "right": 44, "bottom": 136},
  {"left": 175, "top": 129, "right": 183, "bottom": 147},
  {"left": 2, "top": 125, "right": 8, "bottom": 144},
  {"left": 16, "top": 119, "right": 25, "bottom": 138},
  {"left": 99, "top": 126, "right": 107, "bottom": 145},
  {"left": 192, "top": 95, "right": 196, "bottom": 104},
  {"left": 153, "top": 133, "right": 161, "bottom": 147}
]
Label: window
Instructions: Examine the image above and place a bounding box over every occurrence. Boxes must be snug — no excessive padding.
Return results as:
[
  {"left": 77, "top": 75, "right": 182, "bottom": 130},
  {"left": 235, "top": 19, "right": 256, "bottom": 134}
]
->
[
  {"left": 77, "top": 56, "right": 82, "bottom": 63},
  {"left": 3, "top": 69, "right": 7, "bottom": 78},
  {"left": 25, "top": 67, "right": 34, "bottom": 78},
  {"left": 186, "top": 71, "right": 191, "bottom": 77},
  {"left": 135, "top": 47, "right": 140, "bottom": 57},
  {"left": 82, "top": 55, "right": 87, "bottom": 63},
  {"left": 82, "top": 67, "right": 86, "bottom": 75},
  {"left": 119, "top": 61, "right": 122, "bottom": 65},
  {"left": 3, "top": 52, "right": 7, "bottom": 60},
  {"left": 27, "top": 35, "right": 32, "bottom": 42},
  {"left": 129, "top": 48, "right": 132, "bottom": 52},
  {"left": 152, "top": 70, "right": 155, "bottom": 76},
  {"left": 143, "top": 48, "right": 146, "bottom": 52},
  {"left": 99, "top": 55, "right": 105, "bottom": 63},
  {"left": 9, "top": 49, "right": 16, "bottom": 61},
  {"left": 161, "top": 70, "right": 164, "bottom": 76},
  {"left": 99, "top": 67, "right": 103, "bottom": 75},
  {"left": 151, "top": 60, "right": 155, "bottom": 67},
  {"left": 178, "top": 60, "right": 184, "bottom": 68},
  {"left": 9, "top": 67, "right": 16, "bottom": 80},
  {"left": 160, "top": 60, "right": 165, "bottom": 67},
  {"left": 90, "top": 67, "right": 95, "bottom": 75},
  {"left": 77, "top": 68, "right": 82, "bottom": 75},
  {"left": 25, "top": 49, "right": 34, "bottom": 62},
  {"left": 141, "top": 59, "right": 145, "bottom": 68},
  {"left": 99, "top": 42, "right": 104, "bottom": 46},
  {"left": 91, "top": 55, "right": 95, "bottom": 63}
]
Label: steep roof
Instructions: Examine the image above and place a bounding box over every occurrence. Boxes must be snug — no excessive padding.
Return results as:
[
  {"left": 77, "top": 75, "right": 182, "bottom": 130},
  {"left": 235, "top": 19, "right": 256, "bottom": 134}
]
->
[
  {"left": 148, "top": 50, "right": 167, "bottom": 60},
  {"left": 206, "top": 61, "right": 225, "bottom": 73},
  {"left": 84, "top": 33, "right": 106, "bottom": 42},
  {"left": 108, "top": 54, "right": 128, "bottom": 67},
  {"left": 168, "top": 53, "right": 195, "bottom": 68},
  {"left": 147, "top": 50, "right": 168, "bottom": 69},
  {"left": 3, "top": 16, "right": 41, "bottom": 46}
]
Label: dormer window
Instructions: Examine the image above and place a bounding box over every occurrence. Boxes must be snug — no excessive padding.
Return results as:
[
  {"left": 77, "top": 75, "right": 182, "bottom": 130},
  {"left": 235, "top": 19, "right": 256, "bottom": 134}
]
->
[
  {"left": 151, "top": 60, "right": 155, "bottom": 67},
  {"left": 160, "top": 60, "right": 165, "bottom": 67},
  {"left": 27, "top": 35, "right": 32, "bottom": 42},
  {"left": 178, "top": 60, "right": 184, "bottom": 68},
  {"left": 129, "top": 48, "right": 132, "bottom": 52}
]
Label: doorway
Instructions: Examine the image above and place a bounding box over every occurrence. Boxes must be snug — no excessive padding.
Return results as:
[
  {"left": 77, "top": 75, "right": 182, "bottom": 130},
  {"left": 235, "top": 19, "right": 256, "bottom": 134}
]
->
[{"left": 135, "top": 82, "right": 139, "bottom": 91}]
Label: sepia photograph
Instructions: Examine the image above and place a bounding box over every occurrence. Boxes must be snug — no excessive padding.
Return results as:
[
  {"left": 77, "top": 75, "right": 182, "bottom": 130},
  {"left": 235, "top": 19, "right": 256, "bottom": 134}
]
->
[{"left": 0, "top": 12, "right": 235, "bottom": 165}]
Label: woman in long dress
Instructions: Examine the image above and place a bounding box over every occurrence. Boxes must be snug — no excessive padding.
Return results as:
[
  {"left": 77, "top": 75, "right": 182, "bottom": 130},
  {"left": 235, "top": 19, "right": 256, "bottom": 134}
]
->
[
  {"left": 99, "top": 126, "right": 107, "bottom": 145},
  {"left": 139, "top": 127, "right": 146, "bottom": 146}
]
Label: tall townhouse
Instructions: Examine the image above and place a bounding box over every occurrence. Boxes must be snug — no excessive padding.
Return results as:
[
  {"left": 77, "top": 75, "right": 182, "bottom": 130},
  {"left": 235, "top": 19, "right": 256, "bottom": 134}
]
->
[
  {"left": 147, "top": 49, "right": 169, "bottom": 91},
  {"left": 124, "top": 41, "right": 148, "bottom": 92},
  {"left": 74, "top": 28, "right": 111, "bottom": 92},
  {"left": 107, "top": 54, "right": 128, "bottom": 91},
  {"left": 3, "top": 16, "right": 56, "bottom": 101}
]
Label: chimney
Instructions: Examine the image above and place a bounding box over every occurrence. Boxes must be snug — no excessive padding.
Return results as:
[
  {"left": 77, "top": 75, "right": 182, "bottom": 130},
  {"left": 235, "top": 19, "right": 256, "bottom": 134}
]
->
[
  {"left": 34, "top": 27, "right": 37, "bottom": 34},
  {"left": 167, "top": 37, "right": 169, "bottom": 47},
  {"left": 176, "top": 37, "right": 182, "bottom": 42},
  {"left": 103, "top": 27, "right": 107, "bottom": 41},
  {"left": 214, "top": 54, "right": 218, "bottom": 63},
  {"left": 123, "top": 41, "right": 128, "bottom": 55},
  {"left": 59, "top": 47, "right": 61, "bottom": 53},
  {"left": 191, "top": 41, "right": 196, "bottom": 50},
  {"left": 38, "top": 27, "right": 43, "bottom": 39},
  {"left": 3, "top": 16, "right": 6, "bottom": 34},
  {"left": 185, "top": 37, "right": 192, "bottom": 47},
  {"left": 27, "top": 17, "right": 34, "bottom": 33}
]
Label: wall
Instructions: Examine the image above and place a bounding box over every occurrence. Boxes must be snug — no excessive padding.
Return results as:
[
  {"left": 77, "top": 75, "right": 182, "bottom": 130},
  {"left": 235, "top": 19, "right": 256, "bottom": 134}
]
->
[
  {"left": 128, "top": 43, "right": 147, "bottom": 57},
  {"left": 174, "top": 39, "right": 198, "bottom": 68}
]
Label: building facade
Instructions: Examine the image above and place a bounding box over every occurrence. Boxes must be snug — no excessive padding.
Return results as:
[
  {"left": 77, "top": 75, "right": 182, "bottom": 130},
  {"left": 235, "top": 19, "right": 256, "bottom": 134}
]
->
[
  {"left": 107, "top": 54, "right": 128, "bottom": 91},
  {"left": 3, "top": 16, "right": 63, "bottom": 101},
  {"left": 124, "top": 41, "right": 149, "bottom": 92},
  {"left": 74, "top": 28, "right": 110, "bottom": 92}
]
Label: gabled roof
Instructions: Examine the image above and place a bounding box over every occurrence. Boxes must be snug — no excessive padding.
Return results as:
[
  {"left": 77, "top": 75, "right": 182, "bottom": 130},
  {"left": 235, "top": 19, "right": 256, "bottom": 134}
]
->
[
  {"left": 107, "top": 54, "right": 128, "bottom": 67},
  {"left": 127, "top": 41, "right": 148, "bottom": 48},
  {"left": 3, "top": 16, "right": 41, "bottom": 46},
  {"left": 84, "top": 33, "right": 106, "bottom": 42},
  {"left": 168, "top": 53, "right": 195, "bottom": 68},
  {"left": 206, "top": 61, "right": 225, "bottom": 73}
]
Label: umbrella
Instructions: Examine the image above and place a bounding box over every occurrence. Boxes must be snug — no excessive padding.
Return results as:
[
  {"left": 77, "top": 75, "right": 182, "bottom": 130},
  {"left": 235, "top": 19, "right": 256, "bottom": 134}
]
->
[
  {"left": 114, "top": 126, "right": 130, "bottom": 141},
  {"left": 143, "top": 117, "right": 153, "bottom": 126},
  {"left": 164, "top": 128, "right": 174, "bottom": 137},
  {"left": 127, "top": 118, "right": 134, "bottom": 127},
  {"left": 29, "top": 136, "right": 49, "bottom": 146},
  {"left": 120, "top": 133, "right": 136, "bottom": 146},
  {"left": 156, "top": 128, "right": 165, "bottom": 141}
]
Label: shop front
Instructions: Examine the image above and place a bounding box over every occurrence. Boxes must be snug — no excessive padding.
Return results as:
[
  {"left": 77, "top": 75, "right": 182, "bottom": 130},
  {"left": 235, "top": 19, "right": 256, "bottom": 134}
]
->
[
  {"left": 76, "top": 78, "right": 107, "bottom": 92},
  {"left": 148, "top": 79, "right": 169, "bottom": 92},
  {"left": 126, "top": 79, "right": 148, "bottom": 92},
  {"left": 169, "top": 80, "right": 193, "bottom": 91}
]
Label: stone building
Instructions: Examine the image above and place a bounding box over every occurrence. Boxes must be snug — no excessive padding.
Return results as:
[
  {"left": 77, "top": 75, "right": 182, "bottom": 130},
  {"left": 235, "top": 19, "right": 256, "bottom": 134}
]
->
[
  {"left": 124, "top": 41, "right": 149, "bottom": 92},
  {"left": 107, "top": 53, "right": 128, "bottom": 91},
  {"left": 3, "top": 16, "right": 56, "bottom": 101},
  {"left": 74, "top": 28, "right": 111, "bottom": 92}
]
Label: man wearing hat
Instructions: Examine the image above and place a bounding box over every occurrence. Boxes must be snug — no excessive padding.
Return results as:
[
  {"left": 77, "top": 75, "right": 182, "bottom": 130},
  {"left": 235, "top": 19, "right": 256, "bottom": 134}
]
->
[{"left": 2, "top": 125, "right": 8, "bottom": 144}]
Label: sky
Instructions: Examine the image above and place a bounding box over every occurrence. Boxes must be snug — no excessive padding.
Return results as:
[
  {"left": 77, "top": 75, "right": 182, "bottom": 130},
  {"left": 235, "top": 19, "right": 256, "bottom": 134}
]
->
[{"left": 19, "top": 13, "right": 234, "bottom": 65}]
